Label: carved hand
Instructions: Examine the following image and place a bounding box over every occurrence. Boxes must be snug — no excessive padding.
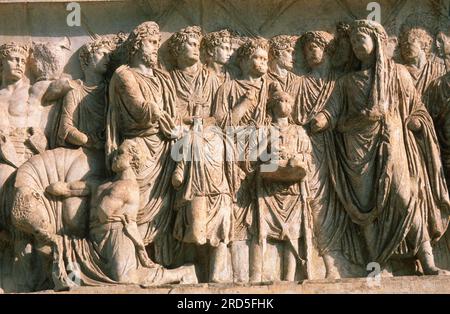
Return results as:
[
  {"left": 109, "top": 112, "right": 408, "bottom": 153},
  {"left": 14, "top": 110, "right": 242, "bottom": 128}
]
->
[
  {"left": 311, "top": 113, "right": 329, "bottom": 133},
  {"left": 172, "top": 166, "right": 184, "bottom": 189},
  {"left": 159, "top": 111, "right": 177, "bottom": 139},
  {"left": 407, "top": 117, "right": 422, "bottom": 132},
  {"left": 46, "top": 182, "right": 71, "bottom": 197},
  {"left": 244, "top": 88, "right": 257, "bottom": 102},
  {"left": 149, "top": 101, "right": 162, "bottom": 123}
]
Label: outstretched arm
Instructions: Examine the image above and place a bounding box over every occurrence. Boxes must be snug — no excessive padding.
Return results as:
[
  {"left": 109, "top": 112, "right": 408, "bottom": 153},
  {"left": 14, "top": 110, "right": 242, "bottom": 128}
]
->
[{"left": 46, "top": 180, "right": 93, "bottom": 197}]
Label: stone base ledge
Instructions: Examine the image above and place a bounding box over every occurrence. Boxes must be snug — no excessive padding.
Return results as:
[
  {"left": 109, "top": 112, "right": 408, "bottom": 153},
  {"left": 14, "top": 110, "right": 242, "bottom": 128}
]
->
[{"left": 24, "top": 275, "right": 450, "bottom": 294}]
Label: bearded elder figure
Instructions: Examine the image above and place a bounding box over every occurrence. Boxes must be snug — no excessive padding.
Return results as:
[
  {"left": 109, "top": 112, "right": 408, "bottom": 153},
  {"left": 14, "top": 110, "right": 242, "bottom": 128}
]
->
[
  {"left": 107, "top": 21, "right": 178, "bottom": 267},
  {"left": 312, "top": 20, "right": 450, "bottom": 275}
]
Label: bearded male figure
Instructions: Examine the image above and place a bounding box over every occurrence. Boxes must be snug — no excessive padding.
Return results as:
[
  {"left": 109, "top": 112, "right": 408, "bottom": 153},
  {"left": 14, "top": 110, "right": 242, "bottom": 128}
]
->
[{"left": 107, "top": 21, "right": 177, "bottom": 266}]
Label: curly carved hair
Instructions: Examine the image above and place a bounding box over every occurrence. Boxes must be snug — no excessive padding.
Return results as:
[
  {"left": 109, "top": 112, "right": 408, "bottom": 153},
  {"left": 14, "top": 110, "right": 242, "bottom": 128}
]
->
[
  {"left": 0, "top": 42, "right": 29, "bottom": 61},
  {"left": 269, "top": 35, "right": 296, "bottom": 59},
  {"left": 31, "top": 42, "right": 66, "bottom": 80},
  {"left": 119, "top": 139, "right": 147, "bottom": 173},
  {"left": 336, "top": 22, "right": 351, "bottom": 38},
  {"left": 126, "top": 21, "right": 161, "bottom": 61},
  {"left": 300, "top": 31, "right": 335, "bottom": 55},
  {"left": 399, "top": 26, "right": 433, "bottom": 58},
  {"left": 350, "top": 20, "right": 388, "bottom": 44},
  {"left": 168, "top": 26, "right": 203, "bottom": 58},
  {"left": 201, "top": 29, "right": 232, "bottom": 55},
  {"left": 79, "top": 37, "right": 115, "bottom": 71},
  {"left": 267, "top": 82, "right": 293, "bottom": 118},
  {"left": 236, "top": 37, "right": 269, "bottom": 64}
]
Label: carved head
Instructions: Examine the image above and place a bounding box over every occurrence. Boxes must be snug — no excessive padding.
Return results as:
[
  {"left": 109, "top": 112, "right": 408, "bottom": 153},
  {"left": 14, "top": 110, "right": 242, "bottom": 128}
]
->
[
  {"left": 201, "top": 29, "right": 232, "bottom": 66},
  {"left": 269, "top": 35, "right": 296, "bottom": 71},
  {"left": 268, "top": 83, "right": 293, "bottom": 119},
  {"left": 300, "top": 31, "right": 334, "bottom": 69},
  {"left": 30, "top": 38, "right": 70, "bottom": 81},
  {"left": 112, "top": 140, "right": 146, "bottom": 174},
  {"left": 333, "top": 22, "right": 354, "bottom": 69},
  {"left": 399, "top": 27, "right": 433, "bottom": 63},
  {"left": 168, "top": 26, "right": 203, "bottom": 67},
  {"left": 236, "top": 38, "right": 269, "bottom": 78},
  {"left": 79, "top": 37, "right": 114, "bottom": 76},
  {"left": 127, "top": 21, "right": 161, "bottom": 67},
  {"left": 350, "top": 20, "right": 388, "bottom": 63},
  {"left": 11, "top": 186, "right": 47, "bottom": 234},
  {"left": 0, "top": 42, "right": 29, "bottom": 84},
  {"left": 436, "top": 22, "right": 450, "bottom": 59}
]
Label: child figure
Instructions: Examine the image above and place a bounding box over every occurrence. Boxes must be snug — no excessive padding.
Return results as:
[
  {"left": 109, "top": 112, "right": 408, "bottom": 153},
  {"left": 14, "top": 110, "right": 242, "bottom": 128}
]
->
[{"left": 256, "top": 84, "right": 312, "bottom": 281}]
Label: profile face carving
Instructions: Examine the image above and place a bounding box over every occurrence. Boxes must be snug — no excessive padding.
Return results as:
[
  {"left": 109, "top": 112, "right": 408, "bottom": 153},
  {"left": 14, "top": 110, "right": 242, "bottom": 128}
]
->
[
  {"left": 269, "top": 35, "right": 296, "bottom": 70},
  {"left": 350, "top": 31, "right": 375, "bottom": 62},
  {"left": 79, "top": 38, "right": 114, "bottom": 76},
  {"left": 437, "top": 31, "right": 450, "bottom": 57},
  {"left": 202, "top": 30, "right": 233, "bottom": 65},
  {"left": 111, "top": 140, "right": 144, "bottom": 173},
  {"left": 169, "top": 26, "right": 203, "bottom": 67}
]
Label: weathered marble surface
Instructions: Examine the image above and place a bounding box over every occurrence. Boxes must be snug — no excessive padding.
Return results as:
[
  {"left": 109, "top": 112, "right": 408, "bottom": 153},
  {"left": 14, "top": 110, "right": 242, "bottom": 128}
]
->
[{"left": 0, "top": 0, "right": 449, "bottom": 293}]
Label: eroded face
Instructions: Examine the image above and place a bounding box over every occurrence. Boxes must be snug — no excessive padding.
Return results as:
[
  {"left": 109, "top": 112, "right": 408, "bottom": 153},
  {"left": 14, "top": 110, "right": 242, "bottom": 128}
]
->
[
  {"left": 2, "top": 51, "right": 26, "bottom": 82},
  {"left": 273, "top": 95, "right": 292, "bottom": 118},
  {"left": 247, "top": 47, "right": 268, "bottom": 77},
  {"left": 141, "top": 35, "right": 160, "bottom": 67},
  {"left": 213, "top": 41, "right": 232, "bottom": 65},
  {"left": 437, "top": 32, "right": 450, "bottom": 57},
  {"left": 277, "top": 47, "right": 294, "bottom": 70},
  {"left": 400, "top": 31, "right": 423, "bottom": 62},
  {"left": 90, "top": 47, "right": 110, "bottom": 74},
  {"left": 304, "top": 42, "right": 325, "bottom": 68},
  {"left": 350, "top": 31, "right": 375, "bottom": 62},
  {"left": 111, "top": 147, "right": 132, "bottom": 173},
  {"left": 334, "top": 37, "right": 352, "bottom": 68}
]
